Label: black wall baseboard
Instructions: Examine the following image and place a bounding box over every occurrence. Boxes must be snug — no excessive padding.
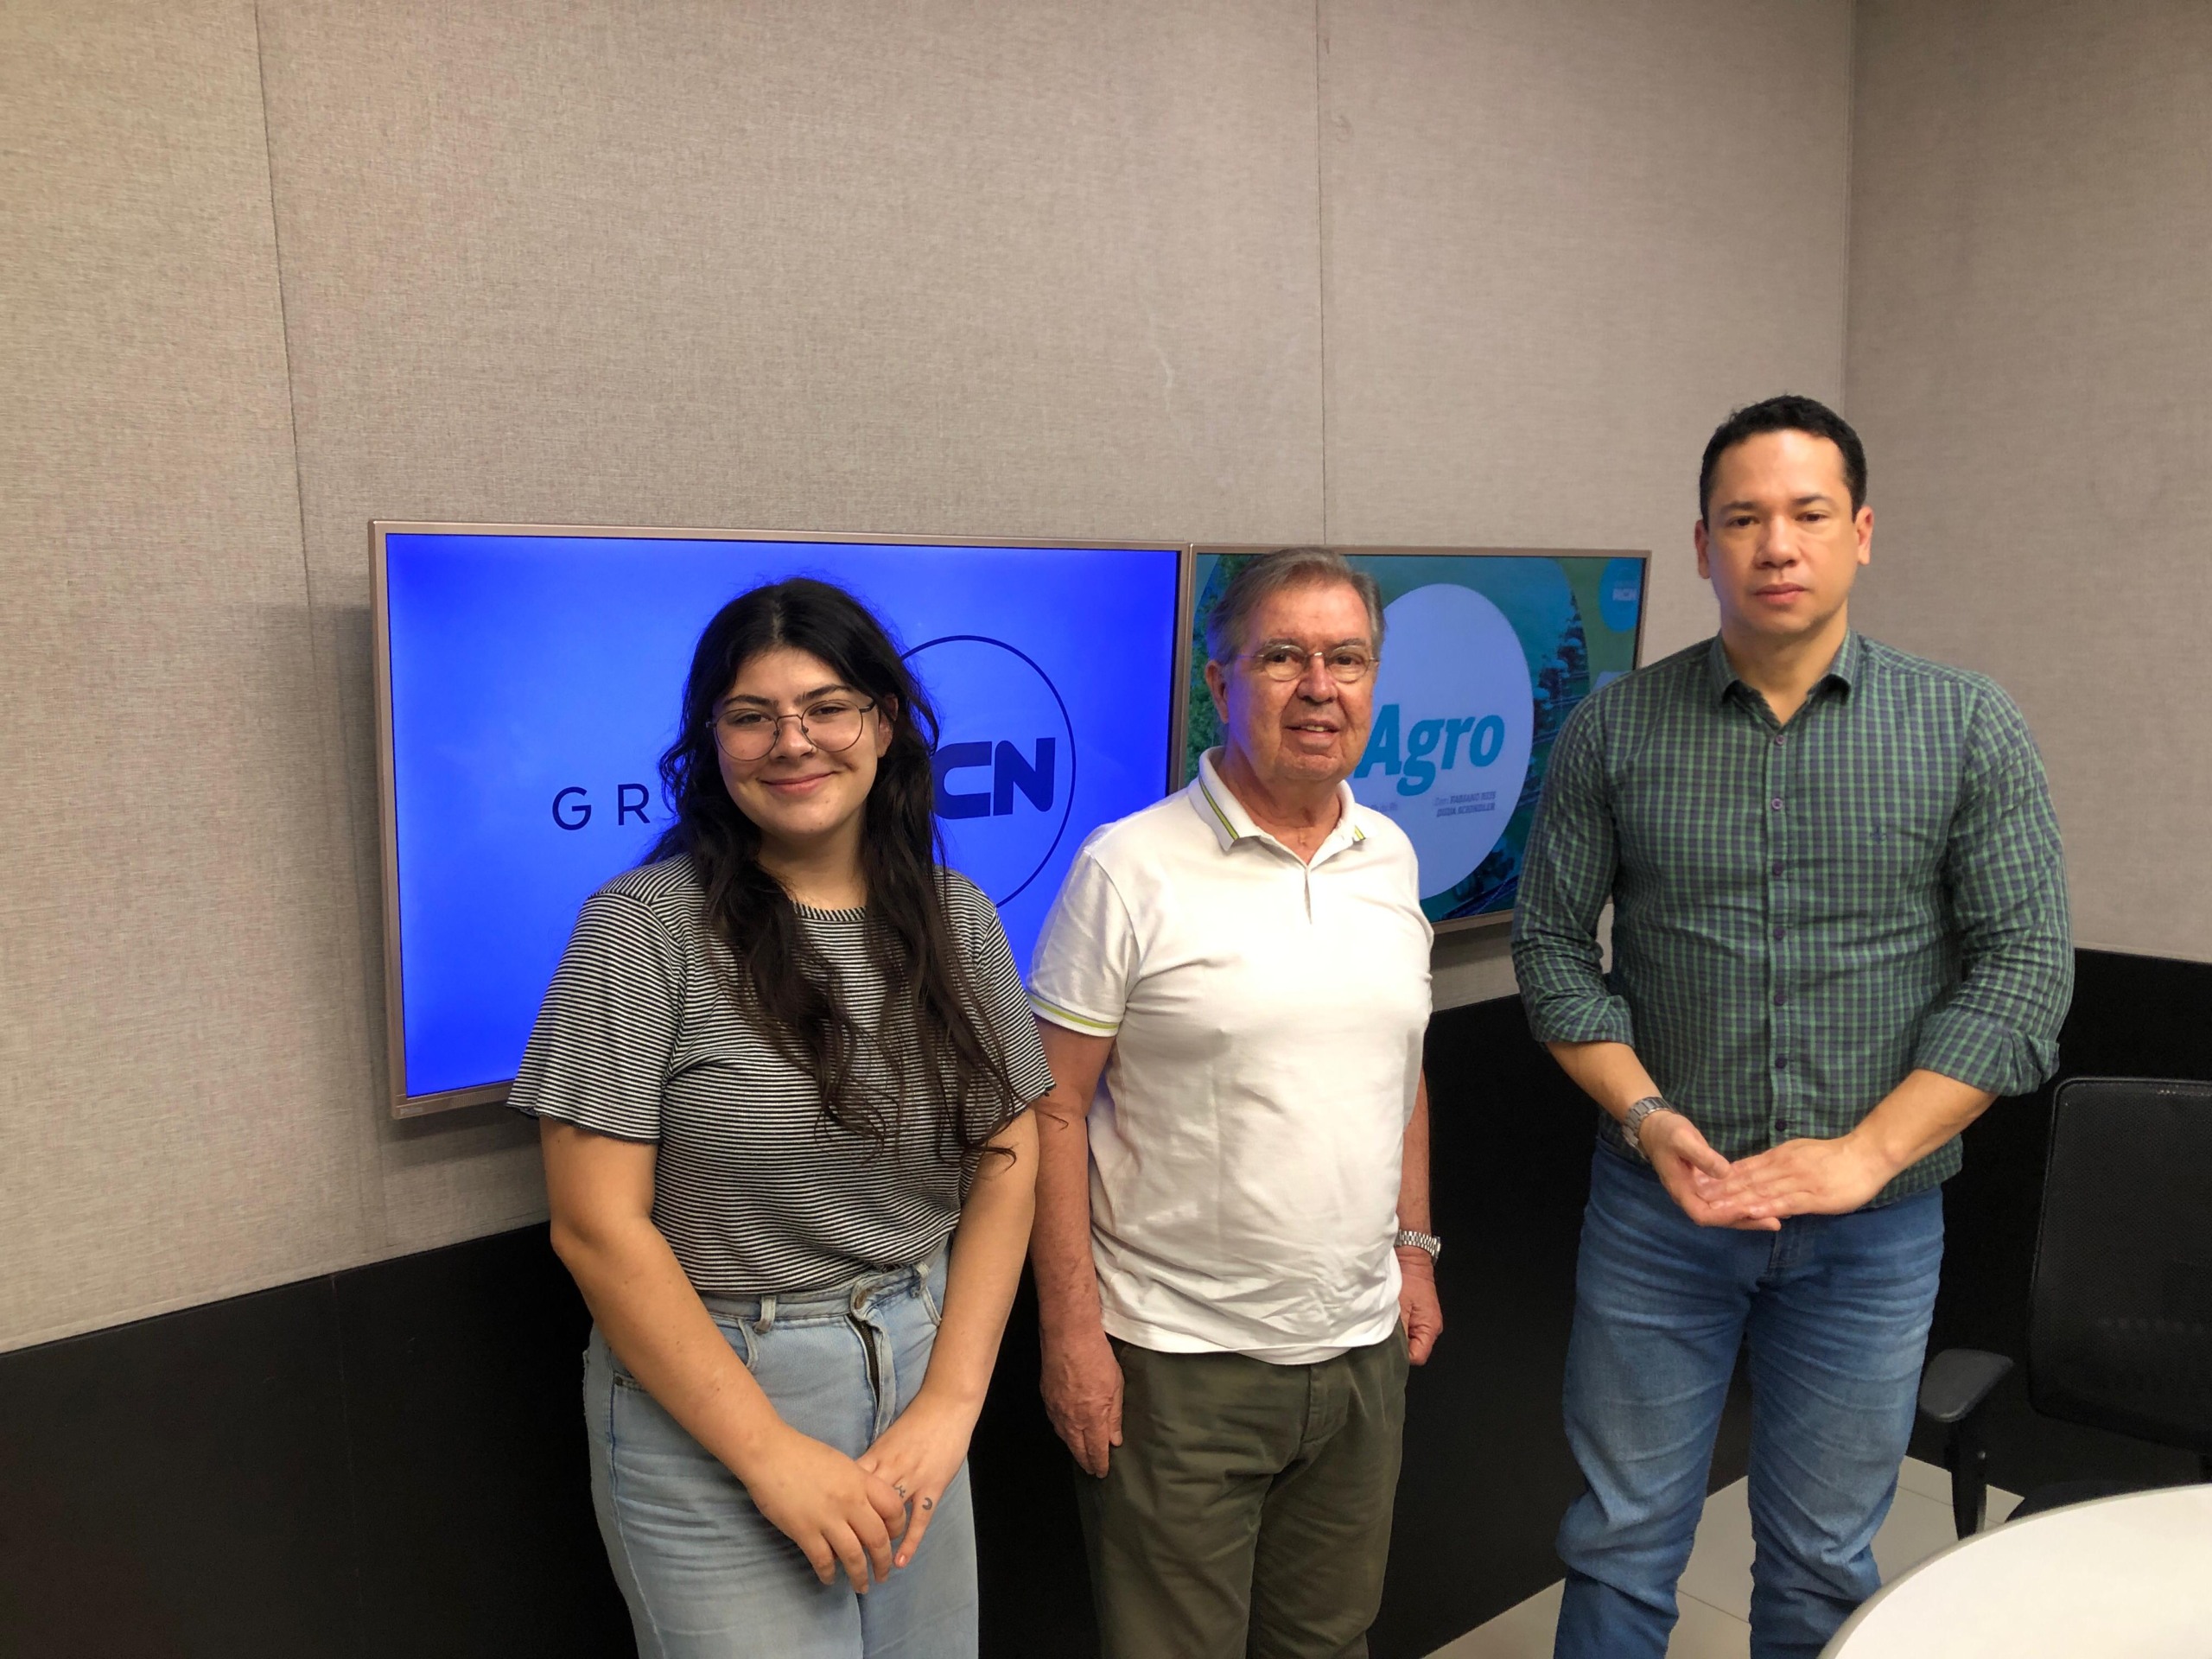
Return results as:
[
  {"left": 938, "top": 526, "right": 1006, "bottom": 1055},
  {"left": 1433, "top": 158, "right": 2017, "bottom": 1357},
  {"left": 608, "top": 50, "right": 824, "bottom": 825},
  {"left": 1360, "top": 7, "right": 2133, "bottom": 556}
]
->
[
  {"left": 0, "top": 1228, "right": 633, "bottom": 1659},
  {"left": 3, "top": 947, "right": 2202, "bottom": 1656}
]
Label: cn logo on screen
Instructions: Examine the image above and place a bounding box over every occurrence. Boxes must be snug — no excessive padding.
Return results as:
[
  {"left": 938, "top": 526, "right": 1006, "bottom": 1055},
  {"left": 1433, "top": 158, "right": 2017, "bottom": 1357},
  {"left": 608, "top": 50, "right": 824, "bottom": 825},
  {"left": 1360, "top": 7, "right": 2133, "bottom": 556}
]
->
[
  {"left": 1352, "top": 584, "right": 1535, "bottom": 900},
  {"left": 906, "top": 634, "right": 1077, "bottom": 906}
]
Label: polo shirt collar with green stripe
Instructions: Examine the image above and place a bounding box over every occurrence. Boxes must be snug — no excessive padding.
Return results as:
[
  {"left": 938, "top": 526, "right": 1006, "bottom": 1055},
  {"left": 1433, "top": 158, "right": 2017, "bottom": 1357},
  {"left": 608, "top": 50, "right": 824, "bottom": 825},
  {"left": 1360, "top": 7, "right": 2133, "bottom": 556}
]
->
[
  {"left": 1702, "top": 627, "right": 1864, "bottom": 707},
  {"left": 1190, "top": 747, "right": 1369, "bottom": 862}
]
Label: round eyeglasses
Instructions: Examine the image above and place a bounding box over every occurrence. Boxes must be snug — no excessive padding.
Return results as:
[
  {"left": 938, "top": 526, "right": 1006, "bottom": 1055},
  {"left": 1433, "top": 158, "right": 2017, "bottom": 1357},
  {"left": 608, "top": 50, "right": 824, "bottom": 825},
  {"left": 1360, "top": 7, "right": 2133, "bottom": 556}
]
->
[
  {"left": 712, "top": 697, "right": 878, "bottom": 762},
  {"left": 1243, "top": 643, "right": 1379, "bottom": 683}
]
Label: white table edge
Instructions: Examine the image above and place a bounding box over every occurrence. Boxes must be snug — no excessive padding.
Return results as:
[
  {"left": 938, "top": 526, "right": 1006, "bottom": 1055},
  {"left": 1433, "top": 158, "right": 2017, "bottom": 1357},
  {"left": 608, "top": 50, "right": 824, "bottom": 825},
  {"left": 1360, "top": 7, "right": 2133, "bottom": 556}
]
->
[{"left": 1818, "top": 1483, "right": 2209, "bottom": 1656}]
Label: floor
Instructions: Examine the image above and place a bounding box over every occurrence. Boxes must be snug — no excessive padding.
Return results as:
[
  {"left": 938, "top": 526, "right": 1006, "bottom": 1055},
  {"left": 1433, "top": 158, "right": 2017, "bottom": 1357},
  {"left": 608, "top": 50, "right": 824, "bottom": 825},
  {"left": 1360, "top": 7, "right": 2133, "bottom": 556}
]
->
[{"left": 1427, "top": 1458, "right": 2021, "bottom": 1658}]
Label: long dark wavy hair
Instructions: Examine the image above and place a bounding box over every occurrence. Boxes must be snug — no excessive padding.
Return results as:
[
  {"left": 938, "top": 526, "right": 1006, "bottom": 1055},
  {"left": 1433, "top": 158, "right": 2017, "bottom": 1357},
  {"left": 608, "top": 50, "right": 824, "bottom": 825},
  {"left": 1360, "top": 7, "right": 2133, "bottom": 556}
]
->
[{"left": 646, "top": 578, "right": 1024, "bottom": 1167}]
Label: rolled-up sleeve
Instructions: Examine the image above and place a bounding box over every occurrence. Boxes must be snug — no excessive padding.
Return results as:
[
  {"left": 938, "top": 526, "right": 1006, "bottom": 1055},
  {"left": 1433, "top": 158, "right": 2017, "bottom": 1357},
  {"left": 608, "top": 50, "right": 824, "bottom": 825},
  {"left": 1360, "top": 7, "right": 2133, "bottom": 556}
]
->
[
  {"left": 1513, "top": 698, "right": 1637, "bottom": 1049},
  {"left": 1912, "top": 685, "right": 2073, "bottom": 1096}
]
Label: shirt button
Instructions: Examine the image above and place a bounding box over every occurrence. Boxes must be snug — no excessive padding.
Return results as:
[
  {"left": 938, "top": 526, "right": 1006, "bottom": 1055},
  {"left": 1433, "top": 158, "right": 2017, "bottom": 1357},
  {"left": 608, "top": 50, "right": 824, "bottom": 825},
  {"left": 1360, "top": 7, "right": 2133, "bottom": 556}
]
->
[
  {"left": 1772, "top": 734, "right": 1785, "bottom": 747},
  {"left": 1774, "top": 1055, "right": 1789, "bottom": 1070},
  {"left": 1772, "top": 925, "right": 1785, "bottom": 941},
  {"left": 1770, "top": 797, "right": 1784, "bottom": 810},
  {"left": 1771, "top": 862, "right": 1784, "bottom": 877},
  {"left": 1772, "top": 992, "right": 1786, "bottom": 1007}
]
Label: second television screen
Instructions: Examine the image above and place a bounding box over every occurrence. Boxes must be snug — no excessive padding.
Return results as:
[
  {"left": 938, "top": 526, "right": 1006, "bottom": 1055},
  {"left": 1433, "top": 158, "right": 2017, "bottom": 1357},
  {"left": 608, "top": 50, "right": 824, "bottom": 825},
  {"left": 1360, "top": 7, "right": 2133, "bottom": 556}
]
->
[{"left": 1184, "top": 548, "right": 1646, "bottom": 925}]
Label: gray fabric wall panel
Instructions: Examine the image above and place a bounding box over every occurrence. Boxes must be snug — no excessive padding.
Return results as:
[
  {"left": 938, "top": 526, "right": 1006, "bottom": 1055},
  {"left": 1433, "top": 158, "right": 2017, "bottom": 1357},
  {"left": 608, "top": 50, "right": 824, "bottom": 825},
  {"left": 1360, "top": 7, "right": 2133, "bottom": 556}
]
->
[
  {"left": 1319, "top": 0, "right": 1853, "bottom": 656},
  {"left": 1320, "top": 0, "right": 1855, "bottom": 1004},
  {"left": 251, "top": 0, "right": 1329, "bottom": 1255},
  {"left": 256, "top": 0, "right": 1325, "bottom": 550},
  {"left": 1847, "top": 1, "right": 2212, "bottom": 963},
  {"left": 26, "top": 0, "right": 2101, "bottom": 1348},
  {"left": 0, "top": 3, "right": 379, "bottom": 1346}
]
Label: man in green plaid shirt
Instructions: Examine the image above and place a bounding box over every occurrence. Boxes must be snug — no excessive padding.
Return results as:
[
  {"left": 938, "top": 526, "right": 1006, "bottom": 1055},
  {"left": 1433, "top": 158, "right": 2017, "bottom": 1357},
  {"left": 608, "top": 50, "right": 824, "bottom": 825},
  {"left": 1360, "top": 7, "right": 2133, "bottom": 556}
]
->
[{"left": 1513, "top": 395, "right": 2071, "bottom": 1659}]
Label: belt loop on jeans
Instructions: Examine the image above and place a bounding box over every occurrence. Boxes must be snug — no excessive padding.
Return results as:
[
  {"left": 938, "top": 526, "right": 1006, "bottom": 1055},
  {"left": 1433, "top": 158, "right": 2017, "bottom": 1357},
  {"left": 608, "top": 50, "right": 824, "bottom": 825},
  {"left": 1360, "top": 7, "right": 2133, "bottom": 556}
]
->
[{"left": 753, "top": 1294, "right": 778, "bottom": 1334}]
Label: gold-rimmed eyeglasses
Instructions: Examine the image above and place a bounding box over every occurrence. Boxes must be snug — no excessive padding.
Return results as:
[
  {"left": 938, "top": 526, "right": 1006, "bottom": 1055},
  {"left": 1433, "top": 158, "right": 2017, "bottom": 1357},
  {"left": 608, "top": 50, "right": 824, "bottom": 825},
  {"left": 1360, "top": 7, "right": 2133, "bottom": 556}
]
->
[
  {"left": 711, "top": 697, "right": 878, "bottom": 761},
  {"left": 1243, "top": 642, "right": 1379, "bottom": 683}
]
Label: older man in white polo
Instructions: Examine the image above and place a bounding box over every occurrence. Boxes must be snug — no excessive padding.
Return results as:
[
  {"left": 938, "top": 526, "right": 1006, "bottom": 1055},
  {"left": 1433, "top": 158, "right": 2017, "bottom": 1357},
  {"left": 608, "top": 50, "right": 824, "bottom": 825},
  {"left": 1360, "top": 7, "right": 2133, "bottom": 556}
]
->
[{"left": 1027, "top": 547, "right": 1442, "bottom": 1659}]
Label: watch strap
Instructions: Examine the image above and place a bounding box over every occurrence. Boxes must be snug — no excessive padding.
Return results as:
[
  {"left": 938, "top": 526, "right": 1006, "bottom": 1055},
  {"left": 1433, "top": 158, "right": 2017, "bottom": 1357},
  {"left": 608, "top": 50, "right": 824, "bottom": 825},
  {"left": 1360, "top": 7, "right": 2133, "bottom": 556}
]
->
[
  {"left": 1619, "top": 1096, "right": 1673, "bottom": 1162},
  {"left": 1394, "top": 1229, "right": 1441, "bottom": 1262}
]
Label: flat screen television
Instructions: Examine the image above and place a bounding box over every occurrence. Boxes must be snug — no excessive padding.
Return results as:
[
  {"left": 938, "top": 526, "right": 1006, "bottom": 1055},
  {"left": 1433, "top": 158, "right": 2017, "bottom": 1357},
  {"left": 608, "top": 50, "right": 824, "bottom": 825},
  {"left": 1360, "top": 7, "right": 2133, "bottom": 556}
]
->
[
  {"left": 374, "top": 524, "right": 1190, "bottom": 1116},
  {"left": 1184, "top": 546, "right": 1647, "bottom": 929}
]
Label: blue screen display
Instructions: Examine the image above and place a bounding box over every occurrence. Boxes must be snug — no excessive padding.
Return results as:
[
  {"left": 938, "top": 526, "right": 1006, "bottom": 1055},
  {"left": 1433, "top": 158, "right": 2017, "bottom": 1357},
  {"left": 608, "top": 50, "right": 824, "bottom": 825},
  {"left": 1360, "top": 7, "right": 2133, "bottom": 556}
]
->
[{"left": 382, "top": 531, "right": 1185, "bottom": 1103}]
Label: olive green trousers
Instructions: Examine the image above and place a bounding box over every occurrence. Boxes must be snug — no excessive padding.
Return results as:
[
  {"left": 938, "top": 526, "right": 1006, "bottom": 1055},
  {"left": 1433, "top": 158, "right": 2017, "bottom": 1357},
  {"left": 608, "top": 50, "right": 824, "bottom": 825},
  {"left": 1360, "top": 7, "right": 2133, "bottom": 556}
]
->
[{"left": 1076, "top": 1328, "right": 1409, "bottom": 1659}]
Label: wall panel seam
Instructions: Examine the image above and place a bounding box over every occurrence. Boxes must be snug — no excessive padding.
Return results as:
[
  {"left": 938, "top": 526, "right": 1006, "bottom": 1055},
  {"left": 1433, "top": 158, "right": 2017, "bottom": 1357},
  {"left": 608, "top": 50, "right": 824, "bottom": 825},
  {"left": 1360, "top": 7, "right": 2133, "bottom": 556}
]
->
[
  {"left": 251, "top": 0, "right": 317, "bottom": 773},
  {"left": 1313, "top": 0, "right": 1332, "bottom": 543},
  {"left": 250, "top": 0, "right": 390, "bottom": 1257},
  {"left": 253, "top": 0, "right": 396, "bottom": 1256},
  {"left": 1839, "top": 0, "right": 1861, "bottom": 415}
]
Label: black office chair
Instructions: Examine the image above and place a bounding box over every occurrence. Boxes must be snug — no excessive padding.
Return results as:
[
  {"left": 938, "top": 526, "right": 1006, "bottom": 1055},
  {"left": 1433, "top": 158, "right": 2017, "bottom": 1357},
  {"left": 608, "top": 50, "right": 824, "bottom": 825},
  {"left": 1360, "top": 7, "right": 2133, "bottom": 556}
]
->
[{"left": 1917, "top": 1076, "right": 2212, "bottom": 1536}]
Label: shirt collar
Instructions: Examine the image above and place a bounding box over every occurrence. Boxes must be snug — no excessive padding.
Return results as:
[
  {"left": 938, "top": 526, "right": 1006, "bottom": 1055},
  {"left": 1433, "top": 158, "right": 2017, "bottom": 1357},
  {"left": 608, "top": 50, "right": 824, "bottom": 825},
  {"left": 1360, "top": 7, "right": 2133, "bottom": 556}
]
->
[
  {"left": 1191, "top": 748, "right": 1367, "bottom": 858},
  {"left": 1704, "top": 629, "right": 1862, "bottom": 705}
]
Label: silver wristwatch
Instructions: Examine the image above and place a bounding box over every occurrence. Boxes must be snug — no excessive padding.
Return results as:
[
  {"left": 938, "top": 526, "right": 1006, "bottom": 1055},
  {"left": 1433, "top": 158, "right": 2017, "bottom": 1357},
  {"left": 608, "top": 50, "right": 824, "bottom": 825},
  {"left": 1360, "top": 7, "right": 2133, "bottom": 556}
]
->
[
  {"left": 1619, "top": 1096, "right": 1674, "bottom": 1162},
  {"left": 1394, "top": 1229, "right": 1442, "bottom": 1263}
]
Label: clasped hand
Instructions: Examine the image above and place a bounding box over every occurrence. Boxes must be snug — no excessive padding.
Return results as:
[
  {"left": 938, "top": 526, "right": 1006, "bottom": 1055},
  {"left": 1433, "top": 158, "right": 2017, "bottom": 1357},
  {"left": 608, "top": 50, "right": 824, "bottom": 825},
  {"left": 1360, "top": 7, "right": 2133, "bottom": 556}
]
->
[
  {"left": 743, "top": 1388, "right": 977, "bottom": 1589},
  {"left": 1639, "top": 1110, "right": 1894, "bottom": 1230}
]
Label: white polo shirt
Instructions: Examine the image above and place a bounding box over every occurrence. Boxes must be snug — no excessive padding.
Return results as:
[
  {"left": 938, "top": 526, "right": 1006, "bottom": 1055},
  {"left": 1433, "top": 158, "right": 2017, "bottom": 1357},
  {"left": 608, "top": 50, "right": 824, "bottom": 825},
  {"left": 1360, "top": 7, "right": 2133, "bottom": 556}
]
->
[{"left": 1028, "top": 748, "right": 1433, "bottom": 1363}]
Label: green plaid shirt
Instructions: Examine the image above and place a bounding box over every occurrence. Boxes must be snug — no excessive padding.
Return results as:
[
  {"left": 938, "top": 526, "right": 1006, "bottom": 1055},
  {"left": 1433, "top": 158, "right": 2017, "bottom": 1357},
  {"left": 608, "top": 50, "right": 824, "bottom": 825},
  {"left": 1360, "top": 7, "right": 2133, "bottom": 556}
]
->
[{"left": 1512, "top": 631, "right": 2072, "bottom": 1204}]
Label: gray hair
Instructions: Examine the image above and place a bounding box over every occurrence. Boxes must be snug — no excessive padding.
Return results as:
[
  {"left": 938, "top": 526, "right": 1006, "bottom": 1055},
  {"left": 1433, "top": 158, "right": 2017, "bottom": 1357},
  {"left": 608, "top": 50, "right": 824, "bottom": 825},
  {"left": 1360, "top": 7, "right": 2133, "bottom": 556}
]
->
[{"left": 1203, "top": 547, "right": 1386, "bottom": 664}]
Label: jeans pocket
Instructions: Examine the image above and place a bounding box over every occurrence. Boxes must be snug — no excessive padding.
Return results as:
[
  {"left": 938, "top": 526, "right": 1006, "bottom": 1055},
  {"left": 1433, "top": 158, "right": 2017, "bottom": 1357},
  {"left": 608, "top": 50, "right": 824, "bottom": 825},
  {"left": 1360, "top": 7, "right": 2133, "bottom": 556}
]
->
[{"left": 606, "top": 1345, "right": 654, "bottom": 1393}]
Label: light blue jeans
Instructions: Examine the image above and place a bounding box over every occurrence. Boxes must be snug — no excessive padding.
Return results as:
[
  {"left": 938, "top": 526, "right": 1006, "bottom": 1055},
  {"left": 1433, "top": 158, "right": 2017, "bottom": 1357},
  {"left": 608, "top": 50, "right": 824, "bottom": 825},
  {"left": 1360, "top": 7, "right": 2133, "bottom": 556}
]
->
[
  {"left": 584, "top": 1249, "right": 976, "bottom": 1659},
  {"left": 1553, "top": 1147, "right": 1944, "bottom": 1659}
]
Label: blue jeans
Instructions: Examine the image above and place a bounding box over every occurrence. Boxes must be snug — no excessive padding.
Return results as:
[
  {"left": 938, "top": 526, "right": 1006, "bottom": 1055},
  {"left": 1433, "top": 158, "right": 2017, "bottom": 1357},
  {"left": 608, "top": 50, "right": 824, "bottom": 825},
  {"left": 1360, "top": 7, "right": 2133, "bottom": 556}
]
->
[
  {"left": 1553, "top": 1148, "right": 1943, "bottom": 1659},
  {"left": 584, "top": 1249, "right": 976, "bottom": 1659}
]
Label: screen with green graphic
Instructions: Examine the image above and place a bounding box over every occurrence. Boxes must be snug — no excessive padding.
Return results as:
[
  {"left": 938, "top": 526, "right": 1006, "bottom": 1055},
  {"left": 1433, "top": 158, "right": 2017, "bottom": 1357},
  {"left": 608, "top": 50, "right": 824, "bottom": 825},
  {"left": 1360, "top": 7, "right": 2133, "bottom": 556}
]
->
[{"left": 1184, "top": 548, "right": 1646, "bottom": 926}]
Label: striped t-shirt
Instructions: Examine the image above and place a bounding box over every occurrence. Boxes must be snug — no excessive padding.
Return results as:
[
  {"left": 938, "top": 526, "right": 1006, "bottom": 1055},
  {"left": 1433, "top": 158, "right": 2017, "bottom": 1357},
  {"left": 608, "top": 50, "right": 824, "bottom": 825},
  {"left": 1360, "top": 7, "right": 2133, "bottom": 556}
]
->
[{"left": 510, "top": 856, "right": 1052, "bottom": 1294}]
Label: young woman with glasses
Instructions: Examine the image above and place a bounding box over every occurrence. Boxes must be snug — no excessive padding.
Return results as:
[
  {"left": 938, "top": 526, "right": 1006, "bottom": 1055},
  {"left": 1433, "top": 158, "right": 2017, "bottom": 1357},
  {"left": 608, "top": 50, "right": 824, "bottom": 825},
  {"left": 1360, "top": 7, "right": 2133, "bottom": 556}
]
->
[{"left": 512, "top": 577, "right": 1051, "bottom": 1658}]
